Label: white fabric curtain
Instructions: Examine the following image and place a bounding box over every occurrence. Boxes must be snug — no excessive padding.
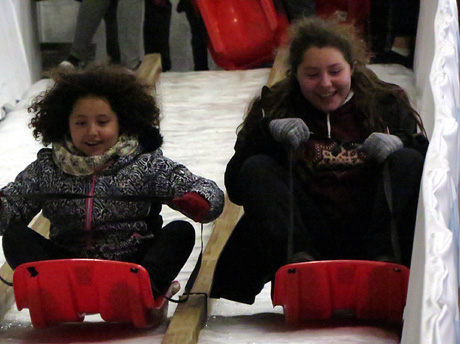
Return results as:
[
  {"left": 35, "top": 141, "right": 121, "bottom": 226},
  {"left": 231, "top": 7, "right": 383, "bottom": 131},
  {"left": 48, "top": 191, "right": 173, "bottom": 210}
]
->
[{"left": 402, "top": 0, "right": 460, "bottom": 343}]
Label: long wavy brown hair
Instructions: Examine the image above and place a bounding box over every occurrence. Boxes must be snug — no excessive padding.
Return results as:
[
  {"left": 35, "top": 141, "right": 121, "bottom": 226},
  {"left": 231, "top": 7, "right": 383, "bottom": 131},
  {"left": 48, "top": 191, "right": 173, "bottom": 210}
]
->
[{"left": 239, "top": 17, "right": 425, "bottom": 139}]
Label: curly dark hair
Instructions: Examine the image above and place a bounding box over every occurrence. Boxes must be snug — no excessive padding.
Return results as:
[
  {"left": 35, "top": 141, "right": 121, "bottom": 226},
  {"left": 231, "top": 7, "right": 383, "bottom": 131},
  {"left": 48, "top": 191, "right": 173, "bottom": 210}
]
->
[{"left": 29, "top": 64, "right": 162, "bottom": 151}]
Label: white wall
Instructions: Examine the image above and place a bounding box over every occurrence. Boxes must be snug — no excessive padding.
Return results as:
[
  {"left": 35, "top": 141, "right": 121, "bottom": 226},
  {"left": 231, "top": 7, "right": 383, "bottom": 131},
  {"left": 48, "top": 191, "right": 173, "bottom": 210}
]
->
[
  {"left": 0, "top": 0, "right": 41, "bottom": 113},
  {"left": 14, "top": 0, "right": 42, "bottom": 85}
]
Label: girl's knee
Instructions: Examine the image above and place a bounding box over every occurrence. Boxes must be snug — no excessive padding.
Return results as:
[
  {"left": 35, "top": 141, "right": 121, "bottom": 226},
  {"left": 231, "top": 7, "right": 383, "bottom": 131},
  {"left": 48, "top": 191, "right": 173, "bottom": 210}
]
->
[
  {"left": 3, "top": 224, "right": 29, "bottom": 248},
  {"left": 165, "top": 220, "right": 195, "bottom": 246},
  {"left": 386, "top": 148, "right": 425, "bottom": 179},
  {"left": 240, "top": 155, "right": 287, "bottom": 187},
  {"left": 2, "top": 224, "right": 36, "bottom": 270},
  {"left": 388, "top": 148, "right": 424, "bottom": 168},
  {"left": 180, "top": 221, "right": 196, "bottom": 244},
  {"left": 240, "top": 155, "right": 278, "bottom": 175}
]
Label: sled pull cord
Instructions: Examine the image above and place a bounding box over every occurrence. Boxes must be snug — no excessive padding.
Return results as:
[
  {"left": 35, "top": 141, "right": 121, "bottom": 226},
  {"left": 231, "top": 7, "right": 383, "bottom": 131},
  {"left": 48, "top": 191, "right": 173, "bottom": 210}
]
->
[
  {"left": 383, "top": 164, "right": 402, "bottom": 263},
  {"left": 287, "top": 149, "right": 295, "bottom": 263},
  {"left": 0, "top": 274, "right": 12, "bottom": 287}
]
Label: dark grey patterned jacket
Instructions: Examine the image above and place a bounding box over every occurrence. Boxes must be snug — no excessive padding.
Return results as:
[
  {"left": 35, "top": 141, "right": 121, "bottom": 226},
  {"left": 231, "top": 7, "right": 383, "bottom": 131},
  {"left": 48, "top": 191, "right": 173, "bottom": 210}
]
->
[{"left": 0, "top": 147, "right": 224, "bottom": 260}]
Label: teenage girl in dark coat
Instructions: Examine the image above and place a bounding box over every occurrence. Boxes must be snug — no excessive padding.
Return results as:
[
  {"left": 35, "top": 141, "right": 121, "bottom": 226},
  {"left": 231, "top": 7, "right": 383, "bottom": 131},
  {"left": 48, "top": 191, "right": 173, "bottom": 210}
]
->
[{"left": 211, "top": 17, "right": 428, "bottom": 304}]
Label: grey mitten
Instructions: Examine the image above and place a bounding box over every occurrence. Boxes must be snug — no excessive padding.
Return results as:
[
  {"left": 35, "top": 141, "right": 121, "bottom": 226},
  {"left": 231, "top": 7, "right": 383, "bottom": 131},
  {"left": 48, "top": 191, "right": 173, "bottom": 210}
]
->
[
  {"left": 269, "top": 118, "right": 310, "bottom": 150},
  {"left": 361, "top": 132, "right": 403, "bottom": 164}
]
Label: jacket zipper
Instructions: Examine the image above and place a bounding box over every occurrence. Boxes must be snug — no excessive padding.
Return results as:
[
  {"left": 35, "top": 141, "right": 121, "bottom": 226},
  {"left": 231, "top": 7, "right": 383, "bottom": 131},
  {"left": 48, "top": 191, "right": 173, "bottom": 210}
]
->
[{"left": 84, "top": 175, "right": 96, "bottom": 248}]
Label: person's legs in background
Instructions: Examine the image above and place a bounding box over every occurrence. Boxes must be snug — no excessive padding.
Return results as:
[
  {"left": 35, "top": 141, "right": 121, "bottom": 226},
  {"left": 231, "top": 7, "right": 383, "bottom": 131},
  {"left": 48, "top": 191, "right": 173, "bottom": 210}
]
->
[
  {"left": 64, "top": 0, "right": 112, "bottom": 67},
  {"left": 117, "top": 0, "right": 145, "bottom": 70},
  {"left": 103, "top": 0, "right": 121, "bottom": 64},
  {"left": 281, "top": 0, "right": 315, "bottom": 22},
  {"left": 177, "top": 0, "right": 209, "bottom": 71},
  {"left": 389, "top": 0, "right": 420, "bottom": 65},
  {"left": 144, "top": 0, "right": 172, "bottom": 71},
  {"left": 369, "top": 0, "right": 420, "bottom": 68}
]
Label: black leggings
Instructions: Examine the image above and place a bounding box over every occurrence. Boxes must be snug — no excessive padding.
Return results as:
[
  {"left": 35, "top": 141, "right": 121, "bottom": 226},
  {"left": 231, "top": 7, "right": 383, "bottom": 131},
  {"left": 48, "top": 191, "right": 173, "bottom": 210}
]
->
[
  {"left": 370, "top": 0, "right": 420, "bottom": 52},
  {"left": 143, "top": 0, "right": 172, "bottom": 71},
  {"left": 2, "top": 220, "right": 195, "bottom": 294},
  {"left": 177, "top": 0, "right": 209, "bottom": 71},
  {"left": 211, "top": 148, "right": 424, "bottom": 304}
]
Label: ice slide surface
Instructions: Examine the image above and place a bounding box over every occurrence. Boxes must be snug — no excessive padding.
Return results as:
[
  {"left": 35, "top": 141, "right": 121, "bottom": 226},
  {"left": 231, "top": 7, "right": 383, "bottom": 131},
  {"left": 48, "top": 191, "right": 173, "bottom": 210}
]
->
[
  {"left": 0, "top": 65, "right": 415, "bottom": 343},
  {"left": 0, "top": 0, "right": 459, "bottom": 342}
]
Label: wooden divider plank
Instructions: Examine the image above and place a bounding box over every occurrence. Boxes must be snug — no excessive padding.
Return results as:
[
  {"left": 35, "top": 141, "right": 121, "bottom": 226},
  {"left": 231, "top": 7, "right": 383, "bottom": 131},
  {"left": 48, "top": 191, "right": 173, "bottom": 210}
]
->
[
  {"left": 162, "top": 50, "right": 287, "bottom": 344},
  {"left": 162, "top": 196, "right": 244, "bottom": 344},
  {"left": 267, "top": 47, "right": 288, "bottom": 87},
  {"left": 0, "top": 263, "right": 14, "bottom": 320},
  {"left": 136, "top": 53, "right": 162, "bottom": 87},
  {"left": 0, "top": 54, "right": 163, "bottom": 321}
]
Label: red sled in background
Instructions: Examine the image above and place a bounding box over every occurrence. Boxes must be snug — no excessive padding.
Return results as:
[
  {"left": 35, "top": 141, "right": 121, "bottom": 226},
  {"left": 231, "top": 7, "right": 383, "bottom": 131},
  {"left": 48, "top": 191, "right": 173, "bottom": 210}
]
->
[
  {"left": 13, "top": 259, "right": 175, "bottom": 328},
  {"left": 194, "top": 0, "right": 370, "bottom": 71},
  {"left": 195, "top": 0, "right": 289, "bottom": 70},
  {"left": 272, "top": 260, "right": 409, "bottom": 325}
]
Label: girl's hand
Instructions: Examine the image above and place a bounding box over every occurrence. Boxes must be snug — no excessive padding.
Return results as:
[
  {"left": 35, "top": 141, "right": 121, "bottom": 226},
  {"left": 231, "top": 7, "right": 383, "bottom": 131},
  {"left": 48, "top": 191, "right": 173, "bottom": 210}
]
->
[
  {"left": 269, "top": 118, "right": 310, "bottom": 150},
  {"left": 361, "top": 132, "right": 403, "bottom": 164},
  {"left": 171, "top": 192, "right": 210, "bottom": 222}
]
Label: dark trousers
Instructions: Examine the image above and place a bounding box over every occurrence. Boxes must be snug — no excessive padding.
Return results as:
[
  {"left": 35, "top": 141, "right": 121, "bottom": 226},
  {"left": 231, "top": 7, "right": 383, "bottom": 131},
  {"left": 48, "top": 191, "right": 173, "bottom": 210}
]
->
[
  {"left": 370, "top": 0, "right": 420, "bottom": 52},
  {"left": 177, "top": 0, "right": 209, "bottom": 71},
  {"left": 3, "top": 220, "right": 195, "bottom": 294},
  {"left": 211, "top": 148, "right": 424, "bottom": 304},
  {"left": 143, "top": 0, "right": 172, "bottom": 71},
  {"left": 104, "top": 0, "right": 121, "bottom": 64},
  {"left": 281, "top": 0, "right": 315, "bottom": 21}
]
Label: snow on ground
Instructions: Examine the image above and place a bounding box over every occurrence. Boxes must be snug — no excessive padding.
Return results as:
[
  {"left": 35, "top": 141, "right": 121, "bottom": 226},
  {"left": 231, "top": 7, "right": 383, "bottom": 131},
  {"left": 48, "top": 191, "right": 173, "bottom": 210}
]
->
[{"left": 0, "top": 66, "right": 412, "bottom": 343}]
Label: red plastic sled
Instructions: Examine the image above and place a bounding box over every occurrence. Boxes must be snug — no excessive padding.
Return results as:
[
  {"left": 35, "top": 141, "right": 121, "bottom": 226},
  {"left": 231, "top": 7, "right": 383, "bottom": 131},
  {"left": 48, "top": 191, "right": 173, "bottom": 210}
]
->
[
  {"left": 195, "top": 0, "right": 289, "bottom": 70},
  {"left": 272, "top": 260, "right": 409, "bottom": 325},
  {"left": 13, "top": 259, "right": 172, "bottom": 328}
]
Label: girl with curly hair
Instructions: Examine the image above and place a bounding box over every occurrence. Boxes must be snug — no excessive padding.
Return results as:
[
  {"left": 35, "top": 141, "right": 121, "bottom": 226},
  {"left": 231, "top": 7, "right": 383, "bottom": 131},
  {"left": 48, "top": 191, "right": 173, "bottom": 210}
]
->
[
  {"left": 211, "top": 17, "right": 428, "bottom": 304},
  {"left": 0, "top": 65, "right": 224, "bottom": 296}
]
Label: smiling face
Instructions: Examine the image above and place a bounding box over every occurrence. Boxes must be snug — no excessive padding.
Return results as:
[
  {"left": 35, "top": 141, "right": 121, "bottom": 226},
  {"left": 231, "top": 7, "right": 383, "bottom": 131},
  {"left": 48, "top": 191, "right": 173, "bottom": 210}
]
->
[
  {"left": 296, "top": 46, "right": 352, "bottom": 113},
  {"left": 68, "top": 96, "right": 120, "bottom": 156}
]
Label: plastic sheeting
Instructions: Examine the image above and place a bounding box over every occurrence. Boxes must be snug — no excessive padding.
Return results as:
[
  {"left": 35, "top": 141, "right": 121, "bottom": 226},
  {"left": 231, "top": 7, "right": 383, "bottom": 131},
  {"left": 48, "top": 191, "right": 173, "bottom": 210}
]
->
[{"left": 402, "top": 0, "right": 460, "bottom": 343}]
